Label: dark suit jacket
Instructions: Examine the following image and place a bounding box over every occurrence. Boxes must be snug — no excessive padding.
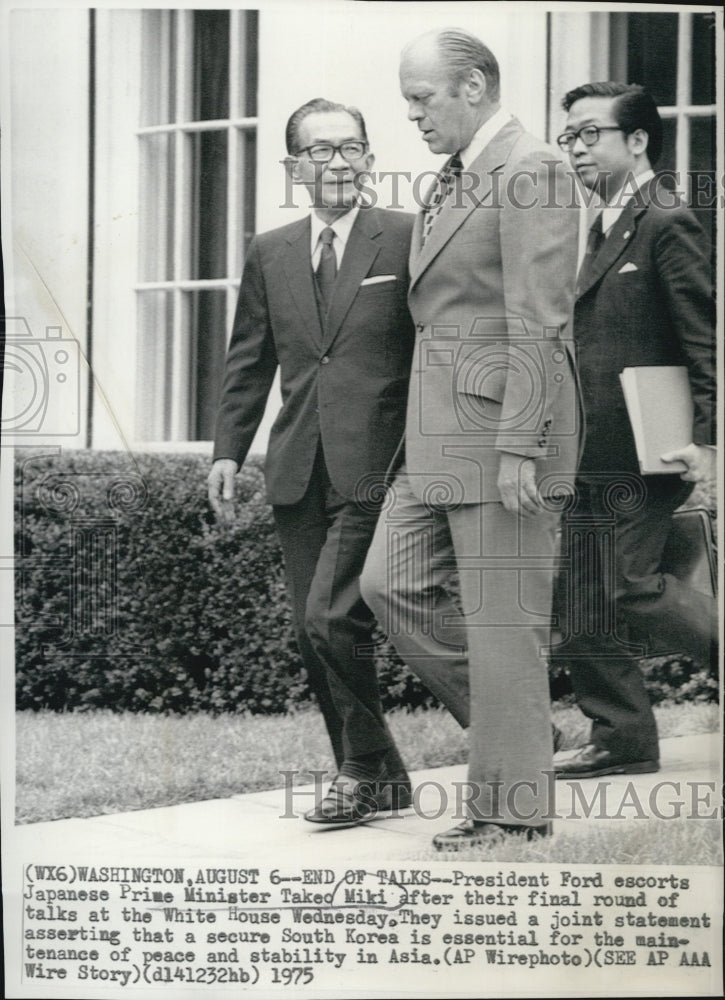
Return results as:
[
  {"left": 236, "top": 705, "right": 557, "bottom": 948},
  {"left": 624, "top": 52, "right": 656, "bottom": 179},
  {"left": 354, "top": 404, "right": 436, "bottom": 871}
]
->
[
  {"left": 213, "top": 207, "right": 415, "bottom": 505},
  {"left": 575, "top": 176, "right": 715, "bottom": 473}
]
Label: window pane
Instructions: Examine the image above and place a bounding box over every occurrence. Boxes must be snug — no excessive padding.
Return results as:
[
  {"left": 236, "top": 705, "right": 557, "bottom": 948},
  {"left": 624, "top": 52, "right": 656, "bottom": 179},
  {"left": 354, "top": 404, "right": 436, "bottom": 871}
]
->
[
  {"left": 190, "top": 131, "right": 228, "bottom": 281},
  {"left": 691, "top": 14, "right": 716, "bottom": 106},
  {"left": 189, "top": 290, "right": 227, "bottom": 440},
  {"left": 136, "top": 292, "right": 174, "bottom": 440},
  {"left": 140, "top": 10, "right": 176, "bottom": 126},
  {"left": 690, "top": 117, "right": 716, "bottom": 250},
  {"left": 626, "top": 13, "right": 678, "bottom": 107},
  {"left": 690, "top": 117, "right": 714, "bottom": 175},
  {"left": 244, "top": 10, "right": 259, "bottom": 117},
  {"left": 193, "top": 9, "right": 229, "bottom": 121},
  {"left": 236, "top": 128, "right": 257, "bottom": 270},
  {"left": 658, "top": 117, "right": 676, "bottom": 176},
  {"left": 139, "top": 133, "right": 175, "bottom": 282}
]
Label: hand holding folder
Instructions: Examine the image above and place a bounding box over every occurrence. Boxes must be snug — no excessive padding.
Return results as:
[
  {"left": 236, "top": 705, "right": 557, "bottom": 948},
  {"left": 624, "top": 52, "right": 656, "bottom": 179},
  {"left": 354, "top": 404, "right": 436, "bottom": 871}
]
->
[{"left": 619, "top": 366, "right": 692, "bottom": 474}]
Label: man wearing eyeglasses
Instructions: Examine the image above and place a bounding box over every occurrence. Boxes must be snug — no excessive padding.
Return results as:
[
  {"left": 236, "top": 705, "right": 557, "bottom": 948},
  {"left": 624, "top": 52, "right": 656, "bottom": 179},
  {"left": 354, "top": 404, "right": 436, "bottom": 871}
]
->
[
  {"left": 551, "top": 82, "right": 716, "bottom": 780},
  {"left": 209, "top": 98, "right": 415, "bottom": 825}
]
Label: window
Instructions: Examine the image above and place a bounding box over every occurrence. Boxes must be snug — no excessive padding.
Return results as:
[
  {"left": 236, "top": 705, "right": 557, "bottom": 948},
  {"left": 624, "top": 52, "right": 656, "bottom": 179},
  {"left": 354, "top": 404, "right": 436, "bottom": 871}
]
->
[
  {"left": 609, "top": 11, "right": 716, "bottom": 242},
  {"left": 135, "top": 9, "right": 258, "bottom": 442}
]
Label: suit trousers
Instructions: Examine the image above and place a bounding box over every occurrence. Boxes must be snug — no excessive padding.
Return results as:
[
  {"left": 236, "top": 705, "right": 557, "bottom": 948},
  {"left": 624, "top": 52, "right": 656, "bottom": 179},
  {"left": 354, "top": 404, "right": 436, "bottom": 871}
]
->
[
  {"left": 361, "top": 469, "right": 559, "bottom": 826},
  {"left": 551, "top": 475, "right": 717, "bottom": 760},
  {"left": 272, "top": 446, "right": 405, "bottom": 771}
]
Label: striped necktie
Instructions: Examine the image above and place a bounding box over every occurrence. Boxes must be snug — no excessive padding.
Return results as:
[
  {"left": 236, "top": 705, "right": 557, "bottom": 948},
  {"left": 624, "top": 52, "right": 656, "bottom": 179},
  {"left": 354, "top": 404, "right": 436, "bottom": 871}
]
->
[{"left": 421, "top": 153, "right": 462, "bottom": 246}]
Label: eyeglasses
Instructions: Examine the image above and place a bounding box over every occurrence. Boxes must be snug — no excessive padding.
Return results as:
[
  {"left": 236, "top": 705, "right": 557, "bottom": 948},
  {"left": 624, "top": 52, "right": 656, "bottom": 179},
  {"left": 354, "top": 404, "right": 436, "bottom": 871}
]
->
[
  {"left": 294, "top": 141, "right": 368, "bottom": 163},
  {"left": 556, "top": 125, "right": 623, "bottom": 152}
]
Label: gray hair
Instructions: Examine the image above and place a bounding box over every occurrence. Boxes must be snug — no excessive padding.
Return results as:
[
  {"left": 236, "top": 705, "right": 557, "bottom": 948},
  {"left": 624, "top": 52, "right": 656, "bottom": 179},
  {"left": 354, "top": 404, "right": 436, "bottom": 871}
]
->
[{"left": 437, "top": 28, "right": 500, "bottom": 102}]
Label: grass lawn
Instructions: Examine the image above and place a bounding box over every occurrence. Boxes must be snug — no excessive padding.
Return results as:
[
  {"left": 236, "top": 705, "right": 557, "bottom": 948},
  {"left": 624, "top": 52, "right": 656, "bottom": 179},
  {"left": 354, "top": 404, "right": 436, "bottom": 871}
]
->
[
  {"left": 422, "top": 816, "right": 723, "bottom": 865},
  {"left": 15, "top": 701, "right": 719, "bottom": 824}
]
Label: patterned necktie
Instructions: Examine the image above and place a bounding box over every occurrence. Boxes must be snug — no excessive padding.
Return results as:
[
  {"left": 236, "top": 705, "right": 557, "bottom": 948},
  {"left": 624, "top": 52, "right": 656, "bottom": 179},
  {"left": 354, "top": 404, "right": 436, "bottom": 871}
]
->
[
  {"left": 315, "top": 226, "right": 337, "bottom": 310},
  {"left": 421, "top": 153, "right": 462, "bottom": 246},
  {"left": 576, "top": 212, "right": 605, "bottom": 294}
]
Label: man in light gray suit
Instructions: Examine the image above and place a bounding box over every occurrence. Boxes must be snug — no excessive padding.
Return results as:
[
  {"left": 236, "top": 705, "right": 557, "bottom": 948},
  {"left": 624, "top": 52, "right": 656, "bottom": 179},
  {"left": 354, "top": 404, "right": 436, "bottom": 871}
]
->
[{"left": 361, "top": 28, "right": 581, "bottom": 849}]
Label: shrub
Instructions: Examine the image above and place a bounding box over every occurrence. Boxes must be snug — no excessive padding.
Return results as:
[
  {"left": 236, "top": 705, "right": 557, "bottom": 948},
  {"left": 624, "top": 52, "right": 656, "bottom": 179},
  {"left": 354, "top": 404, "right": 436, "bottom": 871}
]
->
[
  {"left": 14, "top": 450, "right": 716, "bottom": 713},
  {"left": 16, "top": 450, "right": 299, "bottom": 712},
  {"left": 14, "top": 449, "right": 432, "bottom": 713}
]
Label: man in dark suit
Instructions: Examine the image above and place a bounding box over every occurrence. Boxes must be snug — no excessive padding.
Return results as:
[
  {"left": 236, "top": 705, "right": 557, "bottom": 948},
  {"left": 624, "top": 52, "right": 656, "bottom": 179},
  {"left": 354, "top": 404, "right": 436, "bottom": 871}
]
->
[
  {"left": 361, "top": 29, "right": 580, "bottom": 849},
  {"left": 552, "top": 82, "right": 717, "bottom": 779},
  {"left": 208, "top": 98, "right": 415, "bottom": 825}
]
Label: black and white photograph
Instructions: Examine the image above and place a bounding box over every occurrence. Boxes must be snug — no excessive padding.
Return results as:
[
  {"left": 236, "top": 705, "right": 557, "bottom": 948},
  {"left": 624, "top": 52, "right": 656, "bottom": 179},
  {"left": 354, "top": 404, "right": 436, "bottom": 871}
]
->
[{"left": 1, "top": 1, "right": 721, "bottom": 997}]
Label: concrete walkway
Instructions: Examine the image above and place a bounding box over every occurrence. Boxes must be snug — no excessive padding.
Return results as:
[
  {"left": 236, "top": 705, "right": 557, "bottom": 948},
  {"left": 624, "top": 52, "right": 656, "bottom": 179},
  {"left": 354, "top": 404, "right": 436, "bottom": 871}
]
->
[{"left": 14, "top": 734, "right": 720, "bottom": 863}]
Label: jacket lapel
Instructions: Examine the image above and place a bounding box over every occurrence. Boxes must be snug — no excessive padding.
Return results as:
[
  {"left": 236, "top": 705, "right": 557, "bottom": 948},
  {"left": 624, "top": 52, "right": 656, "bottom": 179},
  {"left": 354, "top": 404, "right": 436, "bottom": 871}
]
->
[
  {"left": 410, "top": 210, "right": 425, "bottom": 267},
  {"left": 323, "top": 208, "right": 382, "bottom": 349},
  {"left": 576, "top": 190, "right": 649, "bottom": 300},
  {"left": 281, "top": 218, "right": 324, "bottom": 346},
  {"left": 409, "top": 118, "right": 525, "bottom": 289}
]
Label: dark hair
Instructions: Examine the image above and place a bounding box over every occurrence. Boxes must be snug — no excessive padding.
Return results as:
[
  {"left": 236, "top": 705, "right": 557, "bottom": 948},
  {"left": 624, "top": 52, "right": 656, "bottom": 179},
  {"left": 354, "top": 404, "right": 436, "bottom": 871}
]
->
[
  {"left": 436, "top": 28, "right": 500, "bottom": 102},
  {"left": 562, "top": 82, "right": 663, "bottom": 164},
  {"left": 285, "top": 98, "right": 368, "bottom": 155}
]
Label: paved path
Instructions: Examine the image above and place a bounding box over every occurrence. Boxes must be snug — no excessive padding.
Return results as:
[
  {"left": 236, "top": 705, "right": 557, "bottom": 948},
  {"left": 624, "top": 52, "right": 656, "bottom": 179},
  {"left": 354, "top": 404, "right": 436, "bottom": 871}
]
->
[{"left": 15, "top": 734, "right": 720, "bottom": 864}]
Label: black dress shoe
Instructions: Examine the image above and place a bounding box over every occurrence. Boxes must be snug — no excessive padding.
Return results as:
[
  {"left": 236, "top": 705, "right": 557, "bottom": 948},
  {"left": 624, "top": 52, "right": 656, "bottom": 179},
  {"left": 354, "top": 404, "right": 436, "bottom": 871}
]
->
[
  {"left": 304, "top": 763, "right": 412, "bottom": 827},
  {"left": 433, "top": 819, "right": 552, "bottom": 851},
  {"left": 554, "top": 744, "right": 659, "bottom": 780}
]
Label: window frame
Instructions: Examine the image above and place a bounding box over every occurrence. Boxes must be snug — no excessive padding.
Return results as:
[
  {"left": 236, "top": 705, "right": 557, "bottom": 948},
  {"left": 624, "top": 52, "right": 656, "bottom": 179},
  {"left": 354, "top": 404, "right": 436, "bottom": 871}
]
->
[
  {"left": 608, "top": 10, "right": 716, "bottom": 182},
  {"left": 133, "top": 8, "right": 257, "bottom": 442}
]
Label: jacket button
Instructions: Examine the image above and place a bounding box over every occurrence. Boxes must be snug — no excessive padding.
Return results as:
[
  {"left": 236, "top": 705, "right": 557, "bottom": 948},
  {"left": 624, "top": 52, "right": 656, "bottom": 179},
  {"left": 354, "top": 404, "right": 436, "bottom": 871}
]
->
[
  {"left": 320, "top": 356, "right": 330, "bottom": 364},
  {"left": 416, "top": 324, "right": 424, "bottom": 332},
  {"left": 538, "top": 438, "right": 547, "bottom": 448}
]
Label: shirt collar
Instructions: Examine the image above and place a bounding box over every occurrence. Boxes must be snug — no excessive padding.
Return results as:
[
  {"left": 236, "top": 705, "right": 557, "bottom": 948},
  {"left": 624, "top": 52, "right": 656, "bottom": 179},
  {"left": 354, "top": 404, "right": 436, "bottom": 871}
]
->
[
  {"left": 601, "top": 168, "right": 655, "bottom": 233},
  {"left": 458, "top": 108, "right": 513, "bottom": 170},
  {"left": 310, "top": 204, "right": 360, "bottom": 256}
]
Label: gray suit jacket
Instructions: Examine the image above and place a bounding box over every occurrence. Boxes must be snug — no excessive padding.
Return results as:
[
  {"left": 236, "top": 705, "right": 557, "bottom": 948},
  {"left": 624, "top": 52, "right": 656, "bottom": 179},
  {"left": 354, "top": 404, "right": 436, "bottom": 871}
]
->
[{"left": 404, "top": 117, "right": 581, "bottom": 504}]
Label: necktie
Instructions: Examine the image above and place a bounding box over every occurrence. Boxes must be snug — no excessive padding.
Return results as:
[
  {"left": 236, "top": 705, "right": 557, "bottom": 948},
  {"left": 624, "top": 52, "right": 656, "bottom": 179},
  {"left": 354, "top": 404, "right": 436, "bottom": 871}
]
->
[
  {"left": 576, "top": 212, "right": 605, "bottom": 294},
  {"left": 316, "top": 226, "right": 337, "bottom": 310},
  {"left": 421, "top": 153, "right": 462, "bottom": 246}
]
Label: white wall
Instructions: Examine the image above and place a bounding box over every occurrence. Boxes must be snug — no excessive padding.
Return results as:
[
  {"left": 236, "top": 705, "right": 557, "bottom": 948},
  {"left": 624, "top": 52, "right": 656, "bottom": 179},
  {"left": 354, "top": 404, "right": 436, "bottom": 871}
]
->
[
  {"left": 92, "top": 9, "right": 144, "bottom": 452},
  {"left": 548, "top": 11, "right": 611, "bottom": 142},
  {"left": 257, "top": 2, "right": 549, "bottom": 232},
  {"left": 2, "top": 8, "right": 90, "bottom": 448}
]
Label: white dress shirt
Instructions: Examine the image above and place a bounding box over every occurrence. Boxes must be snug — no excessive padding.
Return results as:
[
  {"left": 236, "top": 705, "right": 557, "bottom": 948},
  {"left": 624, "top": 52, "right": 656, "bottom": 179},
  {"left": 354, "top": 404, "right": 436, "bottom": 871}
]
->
[
  {"left": 602, "top": 168, "right": 655, "bottom": 235},
  {"left": 458, "top": 107, "right": 513, "bottom": 169},
  {"left": 310, "top": 205, "right": 360, "bottom": 270}
]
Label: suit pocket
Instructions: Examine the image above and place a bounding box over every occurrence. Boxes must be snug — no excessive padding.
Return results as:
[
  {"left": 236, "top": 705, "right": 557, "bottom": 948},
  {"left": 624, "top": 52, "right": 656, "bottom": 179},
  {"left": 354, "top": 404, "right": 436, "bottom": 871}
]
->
[
  {"left": 356, "top": 282, "right": 397, "bottom": 298},
  {"left": 455, "top": 359, "right": 507, "bottom": 402},
  {"left": 453, "top": 391, "right": 502, "bottom": 432}
]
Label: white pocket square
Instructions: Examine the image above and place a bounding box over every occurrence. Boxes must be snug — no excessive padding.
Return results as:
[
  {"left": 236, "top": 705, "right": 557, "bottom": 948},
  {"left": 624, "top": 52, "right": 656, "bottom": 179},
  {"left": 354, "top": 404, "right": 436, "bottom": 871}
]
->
[
  {"left": 360, "top": 274, "right": 396, "bottom": 286},
  {"left": 618, "top": 262, "right": 638, "bottom": 273}
]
